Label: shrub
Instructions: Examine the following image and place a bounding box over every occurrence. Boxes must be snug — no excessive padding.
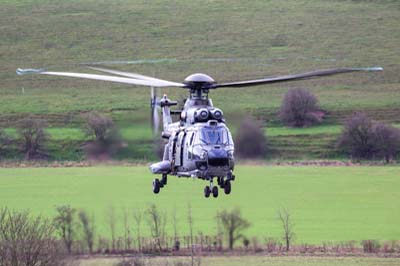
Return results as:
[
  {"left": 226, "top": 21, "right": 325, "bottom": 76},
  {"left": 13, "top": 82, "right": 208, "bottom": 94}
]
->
[
  {"left": 279, "top": 88, "right": 322, "bottom": 127},
  {"left": 0, "top": 208, "right": 68, "bottom": 266},
  {"left": 16, "top": 118, "right": 49, "bottom": 160},
  {"left": 337, "top": 112, "right": 400, "bottom": 161},
  {"left": 83, "top": 112, "right": 121, "bottom": 159},
  {"left": 337, "top": 112, "right": 375, "bottom": 159},
  {"left": 145, "top": 204, "right": 166, "bottom": 252},
  {"left": 371, "top": 122, "right": 400, "bottom": 162},
  {"left": 362, "top": 239, "right": 380, "bottom": 253},
  {"left": 234, "top": 117, "right": 267, "bottom": 159},
  {"left": 78, "top": 210, "right": 95, "bottom": 254},
  {"left": 54, "top": 205, "right": 76, "bottom": 254},
  {"left": 216, "top": 208, "right": 250, "bottom": 250},
  {"left": 0, "top": 129, "right": 11, "bottom": 157}
]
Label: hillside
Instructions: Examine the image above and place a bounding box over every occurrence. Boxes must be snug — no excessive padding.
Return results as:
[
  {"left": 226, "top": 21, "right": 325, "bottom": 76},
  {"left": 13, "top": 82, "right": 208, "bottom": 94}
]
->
[{"left": 1, "top": 0, "right": 399, "bottom": 161}]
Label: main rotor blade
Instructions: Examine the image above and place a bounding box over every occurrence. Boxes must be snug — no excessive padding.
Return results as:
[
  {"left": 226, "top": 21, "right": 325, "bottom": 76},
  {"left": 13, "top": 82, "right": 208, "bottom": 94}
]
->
[
  {"left": 213, "top": 67, "right": 383, "bottom": 88},
  {"left": 17, "top": 69, "right": 183, "bottom": 87},
  {"left": 87, "top": 66, "right": 185, "bottom": 87}
]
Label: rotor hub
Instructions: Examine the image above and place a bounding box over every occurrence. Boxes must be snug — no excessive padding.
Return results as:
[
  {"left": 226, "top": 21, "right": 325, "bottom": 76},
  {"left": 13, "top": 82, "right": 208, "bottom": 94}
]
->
[{"left": 184, "top": 73, "right": 215, "bottom": 90}]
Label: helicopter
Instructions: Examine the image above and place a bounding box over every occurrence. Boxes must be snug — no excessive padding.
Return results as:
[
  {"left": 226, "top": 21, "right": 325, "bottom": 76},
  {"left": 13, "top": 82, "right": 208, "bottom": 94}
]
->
[{"left": 17, "top": 65, "right": 383, "bottom": 198}]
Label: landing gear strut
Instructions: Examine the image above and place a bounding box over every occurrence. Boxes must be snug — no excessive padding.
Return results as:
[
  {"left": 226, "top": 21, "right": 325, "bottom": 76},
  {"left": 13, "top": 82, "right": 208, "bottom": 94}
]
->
[
  {"left": 204, "top": 178, "right": 219, "bottom": 198},
  {"left": 161, "top": 174, "right": 167, "bottom": 186},
  {"left": 153, "top": 174, "right": 167, "bottom": 194}
]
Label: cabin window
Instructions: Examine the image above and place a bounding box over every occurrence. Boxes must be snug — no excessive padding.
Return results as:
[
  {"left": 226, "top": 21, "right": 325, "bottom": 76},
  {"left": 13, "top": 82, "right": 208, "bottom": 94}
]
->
[{"left": 200, "top": 127, "right": 229, "bottom": 145}]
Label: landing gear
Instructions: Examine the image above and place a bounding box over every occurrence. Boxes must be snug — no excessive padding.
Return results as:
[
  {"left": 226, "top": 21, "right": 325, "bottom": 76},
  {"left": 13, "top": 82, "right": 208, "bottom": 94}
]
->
[
  {"left": 153, "top": 174, "right": 167, "bottom": 194},
  {"left": 204, "top": 178, "right": 220, "bottom": 198},
  {"left": 212, "top": 186, "right": 218, "bottom": 198},
  {"left": 161, "top": 174, "right": 167, "bottom": 186},
  {"left": 217, "top": 176, "right": 224, "bottom": 188},
  {"left": 204, "top": 175, "right": 233, "bottom": 197},
  {"left": 204, "top": 186, "right": 211, "bottom": 198},
  {"left": 152, "top": 178, "right": 161, "bottom": 194},
  {"left": 224, "top": 180, "right": 231, "bottom": 194}
]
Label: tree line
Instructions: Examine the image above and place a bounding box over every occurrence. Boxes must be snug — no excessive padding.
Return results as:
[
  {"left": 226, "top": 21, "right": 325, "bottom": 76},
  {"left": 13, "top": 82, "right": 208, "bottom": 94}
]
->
[
  {"left": 1, "top": 90, "right": 399, "bottom": 161},
  {"left": 1, "top": 205, "right": 397, "bottom": 266},
  {"left": 235, "top": 88, "right": 400, "bottom": 161}
]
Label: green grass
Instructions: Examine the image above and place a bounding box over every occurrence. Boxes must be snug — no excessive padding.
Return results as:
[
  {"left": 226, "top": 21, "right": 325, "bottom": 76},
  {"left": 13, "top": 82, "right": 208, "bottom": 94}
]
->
[
  {"left": 0, "top": 165, "right": 399, "bottom": 244},
  {"left": 1, "top": 0, "right": 399, "bottom": 115},
  {"left": 79, "top": 256, "right": 400, "bottom": 266}
]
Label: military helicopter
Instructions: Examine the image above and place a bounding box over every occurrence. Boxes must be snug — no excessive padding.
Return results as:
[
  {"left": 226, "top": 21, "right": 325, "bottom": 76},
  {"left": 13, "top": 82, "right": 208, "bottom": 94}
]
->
[{"left": 17, "top": 65, "right": 382, "bottom": 197}]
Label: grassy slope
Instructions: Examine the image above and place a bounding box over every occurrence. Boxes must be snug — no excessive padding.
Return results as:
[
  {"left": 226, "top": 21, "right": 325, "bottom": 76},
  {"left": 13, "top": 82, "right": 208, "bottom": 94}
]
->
[
  {"left": 1, "top": 165, "right": 399, "bottom": 244},
  {"left": 79, "top": 256, "right": 400, "bottom": 266},
  {"left": 1, "top": 0, "right": 400, "bottom": 160}
]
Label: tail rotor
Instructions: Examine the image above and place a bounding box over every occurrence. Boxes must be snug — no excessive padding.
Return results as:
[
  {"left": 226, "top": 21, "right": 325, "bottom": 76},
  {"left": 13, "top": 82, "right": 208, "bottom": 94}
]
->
[{"left": 150, "top": 86, "right": 161, "bottom": 136}]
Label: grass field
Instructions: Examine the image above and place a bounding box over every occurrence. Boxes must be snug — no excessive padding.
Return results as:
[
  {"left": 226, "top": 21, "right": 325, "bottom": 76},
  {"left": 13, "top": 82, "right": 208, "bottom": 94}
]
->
[
  {"left": 1, "top": 0, "right": 400, "bottom": 160},
  {"left": 78, "top": 256, "right": 400, "bottom": 266},
  {"left": 0, "top": 165, "right": 399, "bottom": 244}
]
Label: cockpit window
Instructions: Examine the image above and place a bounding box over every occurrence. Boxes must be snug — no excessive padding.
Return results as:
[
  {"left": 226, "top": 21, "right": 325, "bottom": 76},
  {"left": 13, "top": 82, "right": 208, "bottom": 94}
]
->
[{"left": 199, "top": 127, "right": 230, "bottom": 145}]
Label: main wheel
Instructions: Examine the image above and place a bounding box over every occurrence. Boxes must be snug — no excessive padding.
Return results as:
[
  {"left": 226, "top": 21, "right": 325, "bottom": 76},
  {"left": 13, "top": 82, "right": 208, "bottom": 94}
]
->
[
  {"left": 224, "top": 180, "right": 231, "bottom": 195},
  {"left": 152, "top": 179, "right": 161, "bottom": 194},
  {"left": 212, "top": 186, "right": 219, "bottom": 198},
  {"left": 204, "top": 186, "right": 211, "bottom": 198}
]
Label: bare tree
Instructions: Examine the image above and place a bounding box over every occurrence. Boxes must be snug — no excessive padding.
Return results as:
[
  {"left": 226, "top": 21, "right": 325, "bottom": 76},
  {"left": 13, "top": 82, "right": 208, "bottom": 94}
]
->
[
  {"left": 145, "top": 204, "right": 166, "bottom": 252},
  {"left": 107, "top": 205, "right": 117, "bottom": 251},
  {"left": 83, "top": 112, "right": 121, "bottom": 158},
  {"left": 337, "top": 112, "right": 375, "bottom": 159},
  {"left": 16, "top": 118, "right": 49, "bottom": 160},
  {"left": 0, "top": 208, "right": 68, "bottom": 266},
  {"left": 277, "top": 207, "right": 294, "bottom": 252},
  {"left": 0, "top": 129, "right": 11, "bottom": 157},
  {"left": 372, "top": 122, "right": 400, "bottom": 163},
  {"left": 122, "top": 207, "right": 132, "bottom": 250},
  {"left": 234, "top": 117, "right": 268, "bottom": 159},
  {"left": 78, "top": 209, "right": 95, "bottom": 254},
  {"left": 187, "top": 204, "right": 194, "bottom": 266},
  {"left": 279, "top": 88, "right": 322, "bottom": 127},
  {"left": 133, "top": 208, "right": 143, "bottom": 252},
  {"left": 216, "top": 208, "right": 250, "bottom": 250},
  {"left": 54, "top": 205, "right": 76, "bottom": 254},
  {"left": 337, "top": 113, "right": 400, "bottom": 161},
  {"left": 172, "top": 206, "right": 180, "bottom": 251},
  {"left": 84, "top": 112, "right": 115, "bottom": 142}
]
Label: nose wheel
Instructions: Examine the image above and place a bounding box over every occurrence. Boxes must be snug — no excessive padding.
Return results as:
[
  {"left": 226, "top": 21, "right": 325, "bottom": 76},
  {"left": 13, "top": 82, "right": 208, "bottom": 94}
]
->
[{"left": 203, "top": 178, "right": 220, "bottom": 198}]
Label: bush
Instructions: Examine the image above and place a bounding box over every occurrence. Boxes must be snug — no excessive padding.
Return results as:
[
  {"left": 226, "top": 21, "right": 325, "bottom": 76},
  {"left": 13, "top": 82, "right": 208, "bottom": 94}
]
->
[
  {"left": 0, "top": 208, "right": 68, "bottom": 266},
  {"left": 54, "top": 205, "right": 76, "bottom": 254},
  {"left": 0, "top": 129, "right": 11, "bottom": 157},
  {"left": 362, "top": 240, "right": 380, "bottom": 253},
  {"left": 16, "top": 118, "right": 49, "bottom": 160},
  {"left": 83, "top": 112, "right": 121, "bottom": 159},
  {"left": 234, "top": 118, "right": 268, "bottom": 159},
  {"left": 371, "top": 122, "right": 400, "bottom": 162},
  {"left": 279, "top": 88, "right": 322, "bottom": 127},
  {"left": 337, "top": 113, "right": 400, "bottom": 161},
  {"left": 216, "top": 208, "right": 250, "bottom": 250}
]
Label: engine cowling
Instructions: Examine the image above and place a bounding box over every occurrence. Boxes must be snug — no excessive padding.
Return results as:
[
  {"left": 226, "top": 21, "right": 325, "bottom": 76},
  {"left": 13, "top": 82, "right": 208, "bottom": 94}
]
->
[
  {"left": 195, "top": 108, "right": 209, "bottom": 122},
  {"left": 210, "top": 108, "right": 223, "bottom": 121}
]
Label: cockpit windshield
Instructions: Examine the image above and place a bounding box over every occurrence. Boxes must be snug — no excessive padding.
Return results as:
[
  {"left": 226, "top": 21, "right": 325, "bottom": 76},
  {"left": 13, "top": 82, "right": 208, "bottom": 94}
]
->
[{"left": 199, "top": 126, "right": 231, "bottom": 145}]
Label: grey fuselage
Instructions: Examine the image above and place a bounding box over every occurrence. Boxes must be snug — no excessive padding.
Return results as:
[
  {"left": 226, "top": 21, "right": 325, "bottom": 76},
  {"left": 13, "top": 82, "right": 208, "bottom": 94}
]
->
[{"left": 150, "top": 94, "right": 235, "bottom": 180}]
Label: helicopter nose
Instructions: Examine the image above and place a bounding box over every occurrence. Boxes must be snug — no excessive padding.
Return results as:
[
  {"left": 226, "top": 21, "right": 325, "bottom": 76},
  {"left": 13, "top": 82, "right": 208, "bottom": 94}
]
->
[{"left": 208, "top": 148, "right": 229, "bottom": 166}]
